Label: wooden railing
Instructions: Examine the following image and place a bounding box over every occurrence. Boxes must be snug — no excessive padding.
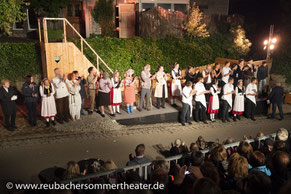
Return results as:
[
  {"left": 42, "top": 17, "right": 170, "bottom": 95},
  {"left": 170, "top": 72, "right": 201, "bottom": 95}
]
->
[{"left": 38, "top": 17, "right": 113, "bottom": 74}]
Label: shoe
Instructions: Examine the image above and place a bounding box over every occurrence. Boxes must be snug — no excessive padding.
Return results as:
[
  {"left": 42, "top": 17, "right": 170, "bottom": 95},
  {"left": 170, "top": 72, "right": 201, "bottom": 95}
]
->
[
  {"left": 181, "top": 123, "right": 186, "bottom": 126},
  {"left": 161, "top": 106, "right": 166, "bottom": 109},
  {"left": 81, "top": 112, "right": 86, "bottom": 115},
  {"left": 267, "top": 116, "right": 274, "bottom": 119},
  {"left": 222, "top": 120, "right": 226, "bottom": 123},
  {"left": 233, "top": 117, "right": 237, "bottom": 122},
  {"left": 12, "top": 125, "right": 17, "bottom": 129},
  {"left": 8, "top": 126, "right": 14, "bottom": 131},
  {"left": 211, "top": 119, "right": 216, "bottom": 122},
  {"left": 237, "top": 115, "right": 241, "bottom": 120},
  {"left": 101, "top": 114, "right": 105, "bottom": 117},
  {"left": 203, "top": 121, "right": 208, "bottom": 124},
  {"left": 147, "top": 108, "right": 151, "bottom": 111},
  {"left": 172, "top": 104, "right": 178, "bottom": 108},
  {"left": 251, "top": 118, "right": 256, "bottom": 121},
  {"left": 46, "top": 122, "right": 50, "bottom": 127},
  {"left": 137, "top": 108, "right": 142, "bottom": 112},
  {"left": 194, "top": 120, "right": 199, "bottom": 123},
  {"left": 157, "top": 106, "right": 160, "bottom": 109},
  {"left": 279, "top": 118, "right": 283, "bottom": 121},
  {"left": 88, "top": 111, "right": 93, "bottom": 115},
  {"left": 110, "top": 114, "right": 116, "bottom": 117},
  {"left": 188, "top": 122, "right": 192, "bottom": 125},
  {"left": 226, "top": 119, "right": 231, "bottom": 122},
  {"left": 116, "top": 111, "right": 121, "bottom": 114},
  {"left": 59, "top": 120, "right": 64, "bottom": 124},
  {"left": 51, "top": 121, "right": 56, "bottom": 126},
  {"left": 130, "top": 106, "right": 133, "bottom": 113}
]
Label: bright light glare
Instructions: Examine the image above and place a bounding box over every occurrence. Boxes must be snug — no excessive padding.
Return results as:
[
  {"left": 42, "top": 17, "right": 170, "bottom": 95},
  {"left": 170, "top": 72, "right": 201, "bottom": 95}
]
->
[
  {"left": 263, "top": 46, "right": 267, "bottom": 50},
  {"left": 272, "top": 38, "right": 277, "bottom": 43},
  {"left": 264, "top": 40, "right": 268, "bottom": 45},
  {"left": 270, "top": 44, "right": 275, "bottom": 50}
]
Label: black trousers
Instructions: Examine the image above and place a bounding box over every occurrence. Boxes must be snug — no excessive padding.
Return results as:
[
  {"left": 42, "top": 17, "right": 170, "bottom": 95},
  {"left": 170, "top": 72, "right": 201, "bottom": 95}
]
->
[
  {"left": 222, "top": 100, "right": 230, "bottom": 121},
  {"left": 55, "top": 96, "right": 70, "bottom": 122},
  {"left": 26, "top": 101, "right": 38, "bottom": 124},
  {"left": 194, "top": 101, "right": 207, "bottom": 122},
  {"left": 180, "top": 102, "right": 191, "bottom": 124},
  {"left": 204, "top": 83, "right": 211, "bottom": 103},
  {"left": 157, "top": 85, "right": 166, "bottom": 108},
  {"left": 4, "top": 112, "right": 16, "bottom": 129},
  {"left": 246, "top": 98, "right": 256, "bottom": 119}
]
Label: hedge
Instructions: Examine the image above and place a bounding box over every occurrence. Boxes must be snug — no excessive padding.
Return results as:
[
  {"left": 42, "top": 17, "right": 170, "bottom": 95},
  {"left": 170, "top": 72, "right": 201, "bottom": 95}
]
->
[
  {"left": 0, "top": 43, "right": 42, "bottom": 81},
  {"left": 76, "top": 35, "right": 243, "bottom": 76}
]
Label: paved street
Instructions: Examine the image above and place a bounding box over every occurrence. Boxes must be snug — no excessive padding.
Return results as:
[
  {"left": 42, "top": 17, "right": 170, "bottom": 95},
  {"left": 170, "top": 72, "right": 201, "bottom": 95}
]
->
[{"left": 0, "top": 113, "right": 291, "bottom": 185}]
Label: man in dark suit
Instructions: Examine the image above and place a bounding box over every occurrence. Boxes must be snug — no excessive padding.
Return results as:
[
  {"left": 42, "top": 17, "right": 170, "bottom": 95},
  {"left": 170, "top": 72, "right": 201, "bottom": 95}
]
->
[
  {"left": 0, "top": 79, "right": 17, "bottom": 131},
  {"left": 267, "top": 82, "right": 284, "bottom": 120}
]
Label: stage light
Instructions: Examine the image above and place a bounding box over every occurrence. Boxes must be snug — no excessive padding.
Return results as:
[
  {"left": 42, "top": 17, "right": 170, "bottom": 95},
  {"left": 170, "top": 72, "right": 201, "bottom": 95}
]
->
[
  {"left": 264, "top": 40, "right": 268, "bottom": 45},
  {"left": 270, "top": 44, "right": 275, "bottom": 50},
  {"left": 272, "top": 38, "right": 277, "bottom": 43},
  {"left": 263, "top": 46, "right": 267, "bottom": 50}
]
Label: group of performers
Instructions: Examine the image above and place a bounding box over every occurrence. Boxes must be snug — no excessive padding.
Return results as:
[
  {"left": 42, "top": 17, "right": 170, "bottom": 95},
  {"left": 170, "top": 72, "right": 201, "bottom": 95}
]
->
[{"left": 0, "top": 58, "right": 274, "bottom": 130}]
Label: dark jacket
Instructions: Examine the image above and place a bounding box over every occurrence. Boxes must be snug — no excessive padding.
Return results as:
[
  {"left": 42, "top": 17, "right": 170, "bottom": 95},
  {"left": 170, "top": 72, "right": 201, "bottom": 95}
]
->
[
  {"left": 0, "top": 86, "right": 17, "bottom": 115},
  {"left": 22, "top": 82, "right": 38, "bottom": 103},
  {"left": 268, "top": 86, "right": 284, "bottom": 104},
  {"left": 257, "top": 65, "right": 268, "bottom": 81},
  {"left": 79, "top": 79, "right": 87, "bottom": 99}
]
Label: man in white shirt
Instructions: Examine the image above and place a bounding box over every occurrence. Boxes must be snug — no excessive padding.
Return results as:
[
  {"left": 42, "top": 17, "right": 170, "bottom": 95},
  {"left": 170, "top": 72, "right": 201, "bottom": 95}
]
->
[
  {"left": 221, "top": 77, "right": 235, "bottom": 122},
  {"left": 52, "top": 68, "right": 70, "bottom": 124},
  {"left": 180, "top": 81, "right": 196, "bottom": 126},
  {"left": 222, "top": 61, "right": 233, "bottom": 88},
  {"left": 246, "top": 77, "right": 258, "bottom": 121},
  {"left": 194, "top": 77, "right": 211, "bottom": 124}
]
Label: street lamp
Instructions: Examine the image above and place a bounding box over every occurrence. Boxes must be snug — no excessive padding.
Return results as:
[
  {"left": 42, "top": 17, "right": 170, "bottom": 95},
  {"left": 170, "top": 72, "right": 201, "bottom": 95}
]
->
[{"left": 263, "top": 25, "right": 277, "bottom": 60}]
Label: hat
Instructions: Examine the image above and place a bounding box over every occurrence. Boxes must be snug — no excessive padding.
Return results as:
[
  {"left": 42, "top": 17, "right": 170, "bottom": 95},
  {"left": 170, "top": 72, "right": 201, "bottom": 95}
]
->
[
  {"left": 125, "top": 69, "right": 134, "bottom": 77},
  {"left": 175, "top": 139, "right": 182, "bottom": 147}
]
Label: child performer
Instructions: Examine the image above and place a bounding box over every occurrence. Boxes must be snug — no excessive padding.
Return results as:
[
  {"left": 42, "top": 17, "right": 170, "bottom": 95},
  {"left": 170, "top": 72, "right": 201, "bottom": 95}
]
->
[
  {"left": 232, "top": 79, "right": 245, "bottom": 121},
  {"left": 170, "top": 63, "right": 182, "bottom": 106},
  {"left": 180, "top": 81, "right": 196, "bottom": 126},
  {"left": 246, "top": 77, "right": 258, "bottom": 121},
  {"left": 124, "top": 69, "right": 137, "bottom": 113},
  {"left": 194, "top": 77, "right": 211, "bottom": 124},
  {"left": 111, "top": 70, "right": 122, "bottom": 114},
  {"left": 40, "top": 78, "right": 57, "bottom": 127},
  {"left": 208, "top": 79, "right": 221, "bottom": 122},
  {"left": 221, "top": 77, "right": 235, "bottom": 122}
]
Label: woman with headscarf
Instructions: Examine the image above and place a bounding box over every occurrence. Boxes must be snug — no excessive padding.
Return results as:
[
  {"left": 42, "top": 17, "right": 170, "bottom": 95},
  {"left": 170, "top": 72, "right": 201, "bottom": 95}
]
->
[
  {"left": 123, "top": 69, "right": 137, "bottom": 113},
  {"left": 111, "top": 70, "right": 122, "bottom": 114},
  {"left": 154, "top": 66, "right": 168, "bottom": 109},
  {"left": 232, "top": 79, "right": 245, "bottom": 121},
  {"left": 67, "top": 73, "right": 82, "bottom": 121},
  {"left": 39, "top": 78, "right": 57, "bottom": 127},
  {"left": 98, "top": 72, "right": 114, "bottom": 117}
]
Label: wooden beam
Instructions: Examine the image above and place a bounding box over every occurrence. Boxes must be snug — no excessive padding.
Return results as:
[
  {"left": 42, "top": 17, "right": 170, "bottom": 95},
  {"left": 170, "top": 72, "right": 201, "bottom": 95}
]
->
[
  {"left": 38, "top": 18, "right": 42, "bottom": 43},
  {"left": 43, "top": 18, "right": 48, "bottom": 43},
  {"left": 63, "top": 20, "right": 67, "bottom": 43}
]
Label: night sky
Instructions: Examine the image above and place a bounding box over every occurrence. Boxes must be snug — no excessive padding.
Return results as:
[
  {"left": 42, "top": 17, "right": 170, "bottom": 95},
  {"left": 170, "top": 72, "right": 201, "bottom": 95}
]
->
[{"left": 229, "top": 0, "right": 291, "bottom": 59}]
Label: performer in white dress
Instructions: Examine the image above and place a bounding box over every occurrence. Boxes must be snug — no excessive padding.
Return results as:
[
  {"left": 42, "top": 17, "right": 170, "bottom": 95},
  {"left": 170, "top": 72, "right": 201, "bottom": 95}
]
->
[
  {"left": 111, "top": 70, "right": 122, "bottom": 114},
  {"left": 232, "top": 80, "right": 245, "bottom": 121},
  {"left": 208, "top": 79, "right": 221, "bottom": 122},
  {"left": 170, "top": 63, "right": 182, "bottom": 106},
  {"left": 154, "top": 66, "right": 168, "bottom": 109},
  {"left": 221, "top": 77, "right": 235, "bottom": 122},
  {"left": 246, "top": 77, "right": 258, "bottom": 121},
  {"left": 194, "top": 77, "right": 210, "bottom": 124},
  {"left": 39, "top": 78, "right": 57, "bottom": 127},
  {"left": 67, "top": 73, "right": 82, "bottom": 121}
]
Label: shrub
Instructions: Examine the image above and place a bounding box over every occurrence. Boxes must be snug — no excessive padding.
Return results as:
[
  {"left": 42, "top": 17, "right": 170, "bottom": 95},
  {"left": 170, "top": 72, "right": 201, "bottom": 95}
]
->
[{"left": 0, "top": 43, "right": 42, "bottom": 81}]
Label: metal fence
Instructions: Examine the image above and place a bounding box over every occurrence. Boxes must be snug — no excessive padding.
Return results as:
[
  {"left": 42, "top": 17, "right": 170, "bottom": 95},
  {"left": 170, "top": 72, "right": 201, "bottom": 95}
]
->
[{"left": 61, "top": 133, "right": 276, "bottom": 183}]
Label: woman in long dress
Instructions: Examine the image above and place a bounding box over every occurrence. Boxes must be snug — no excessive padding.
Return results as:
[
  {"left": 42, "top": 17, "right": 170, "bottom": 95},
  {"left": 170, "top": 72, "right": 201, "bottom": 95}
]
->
[
  {"left": 67, "top": 73, "right": 82, "bottom": 121},
  {"left": 232, "top": 79, "right": 245, "bottom": 121},
  {"left": 39, "top": 78, "right": 57, "bottom": 127},
  {"left": 123, "top": 69, "right": 137, "bottom": 114},
  {"left": 111, "top": 70, "right": 122, "bottom": 114},
  {"left": 154, "top": 66, "right": 168, "bottom": 109},
  {"left": 208, "top": 79, "right": 221, "bottom": 122},
  {"left": 170, "top": 63, "right": 182, "bottom": 106}
]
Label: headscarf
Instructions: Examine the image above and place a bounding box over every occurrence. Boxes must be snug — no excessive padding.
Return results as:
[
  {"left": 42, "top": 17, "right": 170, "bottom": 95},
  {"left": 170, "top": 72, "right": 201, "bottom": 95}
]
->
[{"left": 125, "top": 69, "right": 134, "bottom": 77}]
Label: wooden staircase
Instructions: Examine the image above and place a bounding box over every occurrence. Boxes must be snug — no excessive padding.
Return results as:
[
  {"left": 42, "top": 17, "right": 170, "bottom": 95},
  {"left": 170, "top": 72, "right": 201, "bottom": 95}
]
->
[{"left": 38, "top": 18, "right": 113, "bottom": 80}]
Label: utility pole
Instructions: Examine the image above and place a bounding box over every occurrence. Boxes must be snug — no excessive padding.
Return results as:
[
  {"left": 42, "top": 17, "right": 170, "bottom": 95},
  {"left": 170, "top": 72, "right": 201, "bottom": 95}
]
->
[{"left": 266, "top": 25, "right": 274, "bottom": 60}]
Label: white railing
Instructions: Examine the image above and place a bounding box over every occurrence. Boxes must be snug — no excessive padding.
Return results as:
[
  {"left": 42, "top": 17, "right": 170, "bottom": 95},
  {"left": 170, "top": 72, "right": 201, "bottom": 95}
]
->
[
  {"left": 60, "top": 133, "right": 277, "bottom": 183},
  {"left": 38, "top": 18, "right": 113, "bottom": 74}
]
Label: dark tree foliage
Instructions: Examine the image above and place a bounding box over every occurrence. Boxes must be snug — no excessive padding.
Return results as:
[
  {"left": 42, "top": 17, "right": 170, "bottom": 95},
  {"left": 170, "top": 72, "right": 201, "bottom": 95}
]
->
[{"left": 29, "top": 0, "right": 70, "bottom": 17}]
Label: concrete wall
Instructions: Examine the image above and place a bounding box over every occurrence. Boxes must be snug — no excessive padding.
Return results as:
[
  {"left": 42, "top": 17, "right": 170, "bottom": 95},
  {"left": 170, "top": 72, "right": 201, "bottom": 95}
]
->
[{"left": 83, "top": 0, "right": 101, "bottom": 38}]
